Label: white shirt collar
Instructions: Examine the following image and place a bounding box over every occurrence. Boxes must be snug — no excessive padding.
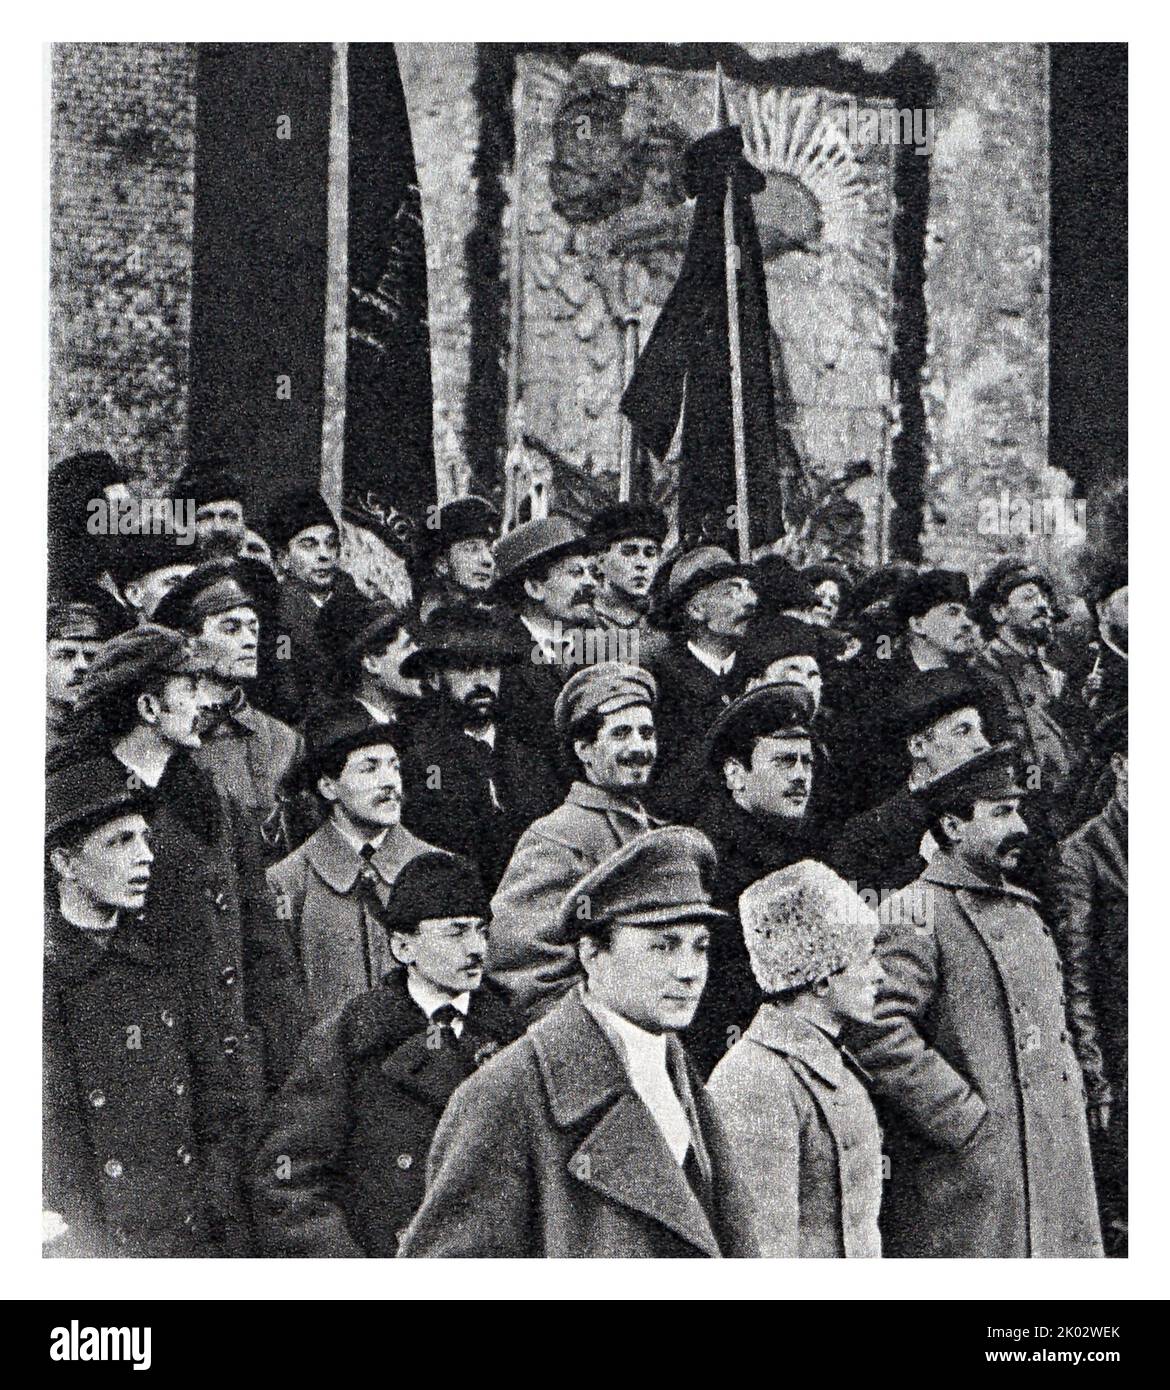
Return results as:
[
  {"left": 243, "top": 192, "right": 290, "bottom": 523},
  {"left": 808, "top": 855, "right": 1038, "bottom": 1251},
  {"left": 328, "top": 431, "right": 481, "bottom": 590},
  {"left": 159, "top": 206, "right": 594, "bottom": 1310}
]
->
[
  {"left": 332, "top": 818, "right": 389, "bottom": 858},
  {"left": 407, "top": 972, "right": 471, "bottom": 1031},
  {"left": 354, "top": 696, "right": 393, "bottom": 725},
  {"left": 687, "top": 640, "right": 735, "bottom": 678},
  {"left": 465, "top": 724, "right": 496, "bottom": 750}
]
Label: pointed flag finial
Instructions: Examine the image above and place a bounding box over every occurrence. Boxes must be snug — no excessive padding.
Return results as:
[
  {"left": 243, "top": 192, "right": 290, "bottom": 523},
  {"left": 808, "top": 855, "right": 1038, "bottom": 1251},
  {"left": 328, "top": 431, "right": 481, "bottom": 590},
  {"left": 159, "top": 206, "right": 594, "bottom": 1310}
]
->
[{"left": 712, "top": 62, "right": 730, "bottom": 130}]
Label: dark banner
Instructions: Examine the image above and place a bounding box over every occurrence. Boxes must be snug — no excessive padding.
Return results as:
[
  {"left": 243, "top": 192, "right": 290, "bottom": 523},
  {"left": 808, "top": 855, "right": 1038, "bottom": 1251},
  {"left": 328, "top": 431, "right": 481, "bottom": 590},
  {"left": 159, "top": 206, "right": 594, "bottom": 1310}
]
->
[
  {"left": 187, "top": 43, "right": 332, "bottom": 521},
  {"left": 343, "top": 43, "right": 435, "bottom": 560}
]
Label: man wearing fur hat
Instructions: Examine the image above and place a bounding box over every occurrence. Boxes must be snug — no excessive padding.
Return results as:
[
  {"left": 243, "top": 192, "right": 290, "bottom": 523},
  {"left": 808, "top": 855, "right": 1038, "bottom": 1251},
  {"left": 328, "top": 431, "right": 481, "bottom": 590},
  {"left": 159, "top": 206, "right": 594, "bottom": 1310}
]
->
[
  {"left": 412, "top": 496, "right": 499, "bottom": 621},
  {"left": 708, "top": 862, "right": 885, "bottom": 1257},
  {"left": 586, "top": 502, "right": 670, "bottom": 662},
  {"left": 853, "top": 745, "right": 1102, "bottom": 1257},
  {"left": 399, "top": 827, "right": 758, "bottom": 1258},
  {"left": 490, "top": 662, "right": 662, "bottom": 1020}
]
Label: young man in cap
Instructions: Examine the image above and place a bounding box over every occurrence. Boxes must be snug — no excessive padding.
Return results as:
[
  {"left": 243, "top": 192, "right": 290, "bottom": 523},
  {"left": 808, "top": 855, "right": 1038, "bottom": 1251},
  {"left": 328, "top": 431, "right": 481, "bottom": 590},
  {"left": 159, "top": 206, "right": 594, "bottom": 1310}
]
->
[
  {"left": 253, "top": 852, "right": 524, "bottom": 1256},
  {"left": 852, "top": 744, "right": 1102, "bottom": 1258},
  {"left": 586, "top": 501, "right": 669, "bottom": 659},
  {"left": 829, "top": 669, "right": 991, "bottom": 897},
  {"left": 489, "top": 661, "right": 663, "bottom": 1020},
  {"left": 1050, "top": 709, "right": 1128, "bottom": 1255},
  {"left": 154, "top": 559, "right": 301, "bottom": 861},
  {"left": 647, "top": 545, "right": 758, "bottom": 820},
  {"left": 267, "top": 487, "right": 362, "bottom": 724},
  {"left": 492, "top": 514, "right": 597, "bottom": 770},
  {"left": 399, "top": 827, "right": 757, "bottom": 1258},
  {"left": 44, "top": 757, "right": 228, "bottom": 1257},
  {"left": 687, "top": 684, "right": 824, "bottom": 1077},
  {"left": 62, "top": 624, "right": 307, "bottom": 1254},
  {"left": 268, "top": 705, "right": 439, "bottom": 1022},
  {"left": 413, "top": 495, "right": 498, "bottom": 621},
  {"left": 397, "top": 608, "right": 557, "bottom": 892},
  {"left": 708, "top": 862, "right": 885, "bottom": 1257},
  {"left": 46, "top": 598, "right": 109, "bottom": 757}
]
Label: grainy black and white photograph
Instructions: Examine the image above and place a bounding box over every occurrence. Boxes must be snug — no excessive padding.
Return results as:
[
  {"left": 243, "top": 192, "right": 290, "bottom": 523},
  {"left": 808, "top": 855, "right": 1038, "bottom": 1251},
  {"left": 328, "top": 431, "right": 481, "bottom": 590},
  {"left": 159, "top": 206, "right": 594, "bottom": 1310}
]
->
[{"left": 21, "top": 18, "right": 1152, "bottom": 1329}]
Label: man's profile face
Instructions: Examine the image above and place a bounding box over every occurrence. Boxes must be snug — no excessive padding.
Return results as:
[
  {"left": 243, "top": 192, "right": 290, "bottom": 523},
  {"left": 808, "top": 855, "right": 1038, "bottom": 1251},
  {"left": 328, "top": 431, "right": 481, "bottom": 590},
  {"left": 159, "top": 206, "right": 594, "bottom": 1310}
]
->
[
  {"left": 393, "top": 916, "right": 488, "bottom": 996},
  {"left": 945, "top": 796, "right": 1028, "bottom": 879},
  {"left": 201, "top": 605, "right": 259, "bottom": 683},
  {"left": 125, "top": 563, "right": 195, "bottom": 618},
  {"left": 912, "top": 601, "right": 978, "bottom": 657},
  {"left": 810, "top": 579, "right": 841, "bottom": 628},
  {"left": 690, "top": 576, "right": 757, "bottom": 640},
  {"left": 320, "top": 744, "right": 402, "bottom": 830},
  {"left": 913, "top": 705, "right": 989, "bottom": 779},
  {"left": 440, "top": 537, "right": 495, "bottom": 592},
  {"left": 145, "top": 673, "right": 216, "bottom": 750},
  {"left": 529, "top": 553, "right": 596, "bottom": 623},
  {"left": 283, "top": 525, "right": 340, "bottom": 591},
  {"left": 993, "top": 581, "right": 1053, "bottom": 645},
  {"left": 575, "top": 703, "right": 656, "bottom": 791},
  {"left": 47, "top": 637, "right": 100, "bottom": 708},
  {"left": 582, "top": 923, "right": 710, "bottom": 1033},
  {"left": 602, "top": 538, "right": 661, "bottom": 601},
  {"left": 729, "top": 734, "right": 813, "bottom": 818},
  {"left": 363, "top": 628, "right": 422, "bottom": 700}
]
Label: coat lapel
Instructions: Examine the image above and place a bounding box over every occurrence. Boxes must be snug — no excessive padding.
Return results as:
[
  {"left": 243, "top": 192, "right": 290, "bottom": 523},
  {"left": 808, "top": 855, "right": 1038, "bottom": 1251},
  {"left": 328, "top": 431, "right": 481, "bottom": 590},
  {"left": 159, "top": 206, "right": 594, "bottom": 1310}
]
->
[{"left": 531, "top": 993, "right": 722, "bottom": 1257}]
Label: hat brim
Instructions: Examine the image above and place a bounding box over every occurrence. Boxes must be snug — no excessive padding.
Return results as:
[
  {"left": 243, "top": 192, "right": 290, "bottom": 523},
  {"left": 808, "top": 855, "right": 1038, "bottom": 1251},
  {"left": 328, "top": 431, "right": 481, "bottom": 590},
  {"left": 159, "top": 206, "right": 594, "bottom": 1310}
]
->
[
  {"left": 400, "top": 637, "right": 527, "bottom": 680},
  {"left": 47, "top": 787, "right": 154, "bottom": 840},
  {"left": 300, "top": 726, "right": 404, "bottom": 791},
  {"left": 564, "top": 901, "right": 730, "bottom": 939},
  {"left": 661, "top": 561, "right": 755, "bottom": 621},
  {"left": 495, "top": 539, "right": 593, "bottom": 597}
]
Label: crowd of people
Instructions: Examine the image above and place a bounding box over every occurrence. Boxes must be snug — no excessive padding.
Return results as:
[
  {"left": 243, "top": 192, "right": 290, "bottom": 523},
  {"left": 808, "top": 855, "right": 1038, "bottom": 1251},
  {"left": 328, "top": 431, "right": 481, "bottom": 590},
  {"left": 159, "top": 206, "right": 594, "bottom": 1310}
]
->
[{"left": 44, "top": 449, "right": 1128, "bottom": 1259}]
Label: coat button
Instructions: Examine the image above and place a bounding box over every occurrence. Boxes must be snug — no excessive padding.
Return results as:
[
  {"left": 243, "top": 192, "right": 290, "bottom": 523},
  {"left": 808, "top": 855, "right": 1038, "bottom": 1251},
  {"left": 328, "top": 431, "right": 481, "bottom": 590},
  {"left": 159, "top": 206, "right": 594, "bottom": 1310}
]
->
[
  {"left": 176, "top": 1146, "right": 192, "bottom": 1166},
  {"left": 220, "top": 965, "right": 238, "bottom": 986},
  {"left": 104, "top": 1158, "right": 123, "bottom": 1179},
  {"left": 222, "top": 1034, "right": 239, "bottom": 1055},
  {"left": 172, "top": 1077, "right": 187, "bottom": 1097},
  {"left": 87, "top": 1088, "right": 106, "bottom": 1108},
  {"left": 396, "top": 1153, "right": 412, "bottom": 1169},
  {"left": 160, "top": 1009, "right": 175, "bottom": 1028}
]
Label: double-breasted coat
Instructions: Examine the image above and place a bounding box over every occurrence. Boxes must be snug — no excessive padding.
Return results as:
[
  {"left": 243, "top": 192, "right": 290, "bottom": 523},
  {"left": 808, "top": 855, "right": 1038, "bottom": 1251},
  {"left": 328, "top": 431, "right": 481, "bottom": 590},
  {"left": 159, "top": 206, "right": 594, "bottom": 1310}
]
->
[
  {"left": 252, "top": 971, "right": 525, "bottom": 1256},
  {"left": 397, "top": 989, "right": 759, "bottom": 1258},
  {"left": 488, "top": 781, "right": 662, "bottom": 1019},
  {"left": 708, "top": 1006, "right": 883, "bottom": 1257},
  {"left": 267, "top": 818, "right": 440, "bottom": 1022},
  {"left": 853, "top": 854, "right": 1103, "bottom": 1258}
]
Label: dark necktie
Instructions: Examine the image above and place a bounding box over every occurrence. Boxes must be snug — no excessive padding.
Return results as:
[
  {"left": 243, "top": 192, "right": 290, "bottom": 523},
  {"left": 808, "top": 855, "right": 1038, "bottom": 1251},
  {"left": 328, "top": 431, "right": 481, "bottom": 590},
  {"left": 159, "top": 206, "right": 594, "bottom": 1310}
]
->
[
  {"left": 357, "top": 844, "right": 385, "bottom": 988},
  {"left": 431, "top": 1003, "right": 462, "bottom": 1046}
]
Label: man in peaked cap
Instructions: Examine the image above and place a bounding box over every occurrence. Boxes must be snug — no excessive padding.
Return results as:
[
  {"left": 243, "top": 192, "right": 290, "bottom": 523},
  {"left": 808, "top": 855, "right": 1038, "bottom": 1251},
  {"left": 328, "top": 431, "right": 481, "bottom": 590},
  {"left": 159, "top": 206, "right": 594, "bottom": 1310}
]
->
[
  {"left": 852, "top": 744, "right": 1102, "bottom": 1258},
  {"left": 413, "top": 495, "right": 499, "bottom": 621},
  {"left": 400, "top": 827, "right": 759, "bottom": 1258},
  {"left": 396, "top": 607, "right": 557, "bottom": 892},
  {"left": 587, "top": 502, "right": 669, "bottom": 659},
  {"left": 829, "top": 668, "right": 992, "bottom": 898},
  {"left": 708, "top": 862, "right": 885, "bottom": 1257},
  {"left": 46, "top": 597, "right": 120, "bottom": 757},
  {"left": 493, "top": 514, "right": 597, "bottom": 771},
  {"left": 254, "top": 851, "right": 524, "bottom": 1256},
  {"left": 267, "top": 486, "right": 363, "bottom": 724},
  {"left": 687, "top": 683, "right": 826, "bottom": 1077},
  {"left": 155, "top": 559, "right": 302, "bottom": 863},
  {"left": 490, "top": 662, "right": 664, "bottom": 1020},
  {"left": 644, "top": 544, "right": 758, "bottom": 821}
]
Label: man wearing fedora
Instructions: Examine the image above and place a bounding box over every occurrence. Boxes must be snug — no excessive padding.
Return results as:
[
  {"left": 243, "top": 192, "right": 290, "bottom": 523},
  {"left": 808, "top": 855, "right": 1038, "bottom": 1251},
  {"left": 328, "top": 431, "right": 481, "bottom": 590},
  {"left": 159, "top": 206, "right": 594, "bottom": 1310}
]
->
[
  {"left": 489, "top": 662, "right": 663, "bottom": 1020},
  {"left": 852, "top": 744, "right": 1102, "bottom": 1258},
  {"left": 709, "top": 861, "right": 885, "bottom": 1257},
  {"left": 44, "top": 756, "right": 233, "bottom": 1257},
  {"left": 268, "top": 706, "right": 440, "bottom": 1022},
  {"left": 399, "top": 827, "right": 758, "bottom": 1258},
  {"left": 492, "top": 514, "right": 597, "bottom": 772},
  {"left": 688, "top": 683, "right": 824, "bottom": 1076},
  {"left": 645, "top": 544, "right": 758, "bottom": 821},
  {"left": 153, "top": 559, "right": 302, "bottom": 862},
  {"left": 397, "top": 607, "right": 558, "bottom": 892},
  {"left": 412, "top": 495, "right": 499, "bottom": 621},
  {"left": 829, "top": 668, "right": 992, "bottom": 898},
  {"left": 321, "top": 587, "right": 422, "bottom": 731},
  {"left": 586, "top": 502, "right": 670, "bottom": 662},
  {"left": 253, "top": 851, "right": 524, "bottom": 1257}
]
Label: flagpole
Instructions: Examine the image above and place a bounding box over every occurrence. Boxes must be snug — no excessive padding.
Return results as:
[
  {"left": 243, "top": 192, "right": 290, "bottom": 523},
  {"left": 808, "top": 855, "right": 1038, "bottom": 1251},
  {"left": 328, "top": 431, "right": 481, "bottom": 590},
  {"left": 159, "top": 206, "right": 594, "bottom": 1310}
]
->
[{"left": 714, "top": 65, "right": 752, "bottom": 563}]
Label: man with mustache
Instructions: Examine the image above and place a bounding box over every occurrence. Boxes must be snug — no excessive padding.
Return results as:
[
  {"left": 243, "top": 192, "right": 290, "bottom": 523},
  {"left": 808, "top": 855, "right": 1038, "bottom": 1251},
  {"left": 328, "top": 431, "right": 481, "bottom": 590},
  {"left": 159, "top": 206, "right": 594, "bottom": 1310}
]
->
[
  {"left": 254, "top": 851, "right": 524, "bottom": 1256},
  {"left": 186, "top": 461, "right": 248, "bottom": 562},
  {"left": 397, "top": 608, "right": 558, "bottom": 894},
  {"left": 154, "top": 561, "right": 301, "bottom": 863},
  {"left": 493, "top": 514, "right": 598, "bottom": 774},
  {"left": 268, "top": 706, "right": 440, "bottom": 1022},
  {"left": 852, "top": 744, "right": 1103, "bottom": 1258},
  {"left": 412, "top": 495, "right": 499, "bottom": 621},
  {"left": 490, "top": 662, "right": 663, "bottom": 1020},
  {"left": 688, "top": 684, "right": 826, "bottom": 1076},
  {"left": 587, "top": 502, "right": 670, "bottom": 663},
  {"left": 646, "top": 545, "right": 758, "bottom": 821},
  {"left": 46, "top": 598, "right": 110, "bottom": 757},
  {"left": 400, "top": 827, "right": 758, "bottom": 1258}
]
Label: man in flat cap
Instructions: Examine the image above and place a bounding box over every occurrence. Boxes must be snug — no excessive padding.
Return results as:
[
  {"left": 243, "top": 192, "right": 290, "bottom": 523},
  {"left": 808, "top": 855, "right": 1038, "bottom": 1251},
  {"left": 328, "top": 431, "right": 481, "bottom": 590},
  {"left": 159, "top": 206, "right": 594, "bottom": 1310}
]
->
[
  {"left": 687, "top": 684, "right": 825, "bottom": 1076},
  {"left": 254, "top": 852, "right": 524, "bottom": 1257},
  {"left": 829, "top": 669, "right": 992, "bottom": 897},
  {"left": 1050, "top": 709, "right": 1128, "bottom": 1255},
  {"left": 412, "top": 495, "right": 499, "bottom": 621},
  {"left": 44, "top": 757, "right": 229, "bottom": 1256},
  {"left": 492, "top": 514, "right": 597, "bottom": 771},
  {"left": 852, "top": 745, "right": 1102, "bottom": 1257},
  {"left": 490, "top": 662, "right": 663, "bottom": 1020},
  {"left": 397, "top": 608, "right": 558, "bottom": 892},
  {"left": 155, "top": 559, "right": 301, "bottom": 862},
  {"left": 267, "top": 487, "right": 362, "bottom": 724},
  {"left": 646, "top": 545, "right": 758, "bottom": 820},
  {"left": 709, "top": 862, "right": 885, "bottom": 1257},
  {"left": 268, "top": 705, "right": 440, "bottom": 1022},
  {"left": 59, "top": 624, "right": 307, "bottom": 1253},
  {"left": 46, "top": 597, "right": 115, "bottom": 758},
  {"left": 399, "top": 827, "right": 757, "bottom": 1258},
  {"left": 587, "top": 502, "right": 670, "bottom": 661}
]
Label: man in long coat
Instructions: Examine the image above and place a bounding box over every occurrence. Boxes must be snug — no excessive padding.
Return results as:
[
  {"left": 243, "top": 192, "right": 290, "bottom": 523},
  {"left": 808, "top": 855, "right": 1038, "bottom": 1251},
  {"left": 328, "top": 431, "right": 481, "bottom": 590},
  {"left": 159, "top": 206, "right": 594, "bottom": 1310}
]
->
[
  {"left": 853, "top": 745, "right": 1102, "bottom": 1258},
  {"left": 399, "top": 828, "right": 758, "bottom": 1258}
]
